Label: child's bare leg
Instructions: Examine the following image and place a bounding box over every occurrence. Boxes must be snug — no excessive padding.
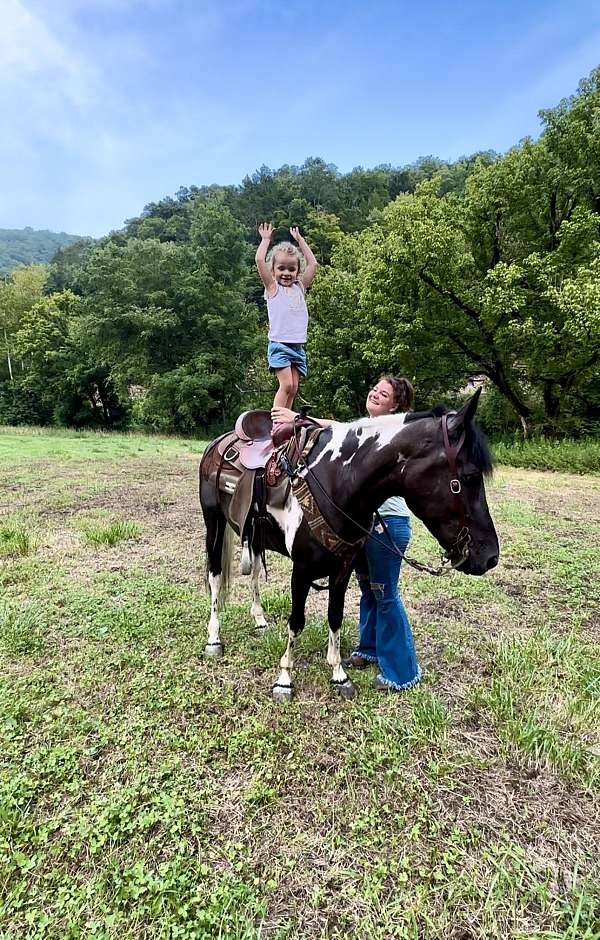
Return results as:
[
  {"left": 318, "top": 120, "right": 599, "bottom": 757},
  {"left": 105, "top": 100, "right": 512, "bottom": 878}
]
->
[
  {"left": 288, "top": 366, "right": 300, "bottom": 409},
  {"left": 273, "top": 367, "right": 295, "bottom": 409}
]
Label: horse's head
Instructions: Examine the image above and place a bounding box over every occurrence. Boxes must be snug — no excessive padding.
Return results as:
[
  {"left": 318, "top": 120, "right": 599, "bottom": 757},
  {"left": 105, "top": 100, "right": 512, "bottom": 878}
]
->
[{"left": 399, "top": 390, "right": 499, "bottom": 576}]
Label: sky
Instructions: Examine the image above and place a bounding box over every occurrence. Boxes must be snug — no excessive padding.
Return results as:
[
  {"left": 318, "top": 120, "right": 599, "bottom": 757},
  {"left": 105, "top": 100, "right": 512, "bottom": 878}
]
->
[{"left": 2, "top": 0, "right": 599, "bottom": 238}]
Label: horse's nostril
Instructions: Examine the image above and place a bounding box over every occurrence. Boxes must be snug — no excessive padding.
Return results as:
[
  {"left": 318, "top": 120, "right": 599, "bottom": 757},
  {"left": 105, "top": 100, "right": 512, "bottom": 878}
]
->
[{"left": 487, "top": 554, "right": 499, "bottom": 570}]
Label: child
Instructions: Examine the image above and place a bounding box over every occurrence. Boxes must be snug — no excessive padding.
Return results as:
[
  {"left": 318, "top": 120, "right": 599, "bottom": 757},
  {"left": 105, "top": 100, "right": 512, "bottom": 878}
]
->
[{"left": 255, "top": 222, "right": 318, "bottom": 411}]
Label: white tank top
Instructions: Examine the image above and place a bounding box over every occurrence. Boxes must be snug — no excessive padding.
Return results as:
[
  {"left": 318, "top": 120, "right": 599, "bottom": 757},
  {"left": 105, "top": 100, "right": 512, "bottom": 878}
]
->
[{"left": 265, "top": 281, "right": 308, "bottom": 343}]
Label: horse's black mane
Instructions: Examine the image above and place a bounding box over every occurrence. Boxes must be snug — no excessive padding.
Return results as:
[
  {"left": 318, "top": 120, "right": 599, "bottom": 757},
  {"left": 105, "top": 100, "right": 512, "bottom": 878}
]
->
[{"left": 405, "top": 403, "right": 494, "bottom": 476}]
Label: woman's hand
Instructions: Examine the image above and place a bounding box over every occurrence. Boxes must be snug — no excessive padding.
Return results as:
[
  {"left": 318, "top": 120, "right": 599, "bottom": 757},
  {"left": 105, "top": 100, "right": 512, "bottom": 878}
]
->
[
  {"left": 258, "top": 222, "right": 274, "bottom": 241},
  {"left": 271, "top": 406, "right": 297, "bottom": 424}
]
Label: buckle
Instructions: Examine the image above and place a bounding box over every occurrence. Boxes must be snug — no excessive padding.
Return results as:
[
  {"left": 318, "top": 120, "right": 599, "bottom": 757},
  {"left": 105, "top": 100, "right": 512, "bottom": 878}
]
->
[{"left": 450, "top": 479, "right": 461, "bottom": 494}]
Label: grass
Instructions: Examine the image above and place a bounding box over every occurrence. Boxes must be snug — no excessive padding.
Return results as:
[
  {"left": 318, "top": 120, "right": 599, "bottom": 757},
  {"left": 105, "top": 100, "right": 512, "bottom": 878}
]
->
[
  {"left": 0, "top": 428, "right": 599, "bottom": 939},
  {"left": 493, "top": 435, "right": 600, "bottom": 474},
  {"left": 0, "top": 424, "right": 204, "bottom": 462},
  {"left": 0, "top": 601, "right": 45, "bottom": 654},
  {"left": 79, "top": 518, "right": 141, "bottom": 546},
  {"left": 0, "top": 522, "right": 35, "bottom": 557}
]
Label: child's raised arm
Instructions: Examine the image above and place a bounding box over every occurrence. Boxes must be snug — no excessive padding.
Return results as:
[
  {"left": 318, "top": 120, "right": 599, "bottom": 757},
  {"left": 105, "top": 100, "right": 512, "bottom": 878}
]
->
[
  {"left": 255, "top": 222, "right": 275, "bottom": 290},
  {"left": 290, "top": 227, "right": 318, "bottom": 289}
]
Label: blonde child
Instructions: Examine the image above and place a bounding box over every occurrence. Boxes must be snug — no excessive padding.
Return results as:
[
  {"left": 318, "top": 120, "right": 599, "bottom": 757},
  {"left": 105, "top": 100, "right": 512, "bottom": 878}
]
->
[{"left": 255, "top": 222, "right": 318, "bottom": 410}]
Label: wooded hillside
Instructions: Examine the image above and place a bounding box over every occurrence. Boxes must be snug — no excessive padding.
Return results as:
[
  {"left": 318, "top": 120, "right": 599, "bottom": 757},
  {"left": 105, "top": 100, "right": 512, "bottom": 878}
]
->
[
  {"left": 1, "top": 69, "right": 599, "bottom": 437},
  {"left": 0, "top": 228, "right": 86, "bottom": 275}
]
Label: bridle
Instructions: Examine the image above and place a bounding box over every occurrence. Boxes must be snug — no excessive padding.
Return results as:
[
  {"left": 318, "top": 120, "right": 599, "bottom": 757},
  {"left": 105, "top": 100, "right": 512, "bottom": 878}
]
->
[
  {"left": 285, "top": 412, "right": 473, "bottom": 577},
  {"left": 439, "top": 412, "right": 472, "bottom": 567}
]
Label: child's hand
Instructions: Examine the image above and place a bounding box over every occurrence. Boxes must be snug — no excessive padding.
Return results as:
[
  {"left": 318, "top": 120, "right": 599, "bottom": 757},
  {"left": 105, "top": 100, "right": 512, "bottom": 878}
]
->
[
  {"left": 258, "top": 222, "right": 274, "bottom": 241},
  {"left": 290, "top": 226, "right": 302, "bottom": 243}
]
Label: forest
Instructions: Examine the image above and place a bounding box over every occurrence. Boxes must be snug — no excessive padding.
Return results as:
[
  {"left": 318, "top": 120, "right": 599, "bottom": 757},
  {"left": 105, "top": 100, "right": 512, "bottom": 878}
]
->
[
  {"left": 0, "top": 228, "right": 83, "bottom": 275},
  {"left": 1, "top": 69, "right": 599, "bottom": 438}
]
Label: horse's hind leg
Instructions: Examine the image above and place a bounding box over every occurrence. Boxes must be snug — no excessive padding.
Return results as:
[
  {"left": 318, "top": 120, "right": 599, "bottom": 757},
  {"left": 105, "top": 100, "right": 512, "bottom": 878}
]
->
[
  {"left": 250, "top": 553, "right": 268, "bottom": 633},
  {"left": 204, "top": 508, "right": 228, "bottom": 658}
]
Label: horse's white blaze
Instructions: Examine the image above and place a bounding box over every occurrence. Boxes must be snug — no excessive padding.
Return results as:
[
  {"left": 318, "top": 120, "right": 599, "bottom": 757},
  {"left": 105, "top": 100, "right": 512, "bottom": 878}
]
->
[
  {"left": 207, "top": 573, "right": 221, "bottom": 644},
  {"left": 250, "top": 556, "right": 267, "bottom": 628},
  {"left": 308, "top": 414, "right": 408, "bottom": 471},
  {"left": 268, "top": 493, "right": 304, "bottom": 555}
]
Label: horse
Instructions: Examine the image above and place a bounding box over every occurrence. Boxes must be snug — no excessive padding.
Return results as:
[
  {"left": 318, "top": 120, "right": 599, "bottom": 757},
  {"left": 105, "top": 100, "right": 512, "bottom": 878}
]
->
[{"left": 199, "top": 390, "right": 499, "bottom": 702}]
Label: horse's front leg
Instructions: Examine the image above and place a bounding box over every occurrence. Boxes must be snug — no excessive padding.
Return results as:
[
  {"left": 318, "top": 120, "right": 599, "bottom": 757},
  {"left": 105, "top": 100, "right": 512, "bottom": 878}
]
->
[
  {"left": 327, "top": 570, "right": 356, "bottom": 700},
  {"left": 272, "top": 566, "right": 311, "bottom": 703},
  {"left": 250, "top": 554, "right": 268, "bottom": 632}
]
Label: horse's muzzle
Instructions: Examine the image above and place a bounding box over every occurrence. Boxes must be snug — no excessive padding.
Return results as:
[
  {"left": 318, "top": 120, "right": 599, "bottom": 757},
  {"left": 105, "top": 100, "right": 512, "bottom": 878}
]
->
[{"left": 453, "top": 552, "right": 499, "bottom": 576}]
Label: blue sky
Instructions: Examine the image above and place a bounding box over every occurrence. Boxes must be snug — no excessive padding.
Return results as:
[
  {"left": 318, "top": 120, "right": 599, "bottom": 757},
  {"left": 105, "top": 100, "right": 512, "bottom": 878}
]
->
[{"left": 2, "top": 0, "right": 599, "bottom": 238}]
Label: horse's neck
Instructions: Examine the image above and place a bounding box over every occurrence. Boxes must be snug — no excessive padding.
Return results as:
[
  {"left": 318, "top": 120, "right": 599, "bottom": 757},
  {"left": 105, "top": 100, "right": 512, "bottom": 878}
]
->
[{"left": 309, "top": 416, "right": 409, "bottom": 528}]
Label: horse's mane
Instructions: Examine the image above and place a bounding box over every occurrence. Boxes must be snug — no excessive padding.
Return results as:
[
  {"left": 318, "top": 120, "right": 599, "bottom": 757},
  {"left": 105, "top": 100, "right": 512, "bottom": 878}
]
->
[{"left": 405, "top": 403, "right": 494, "bottom": 476}]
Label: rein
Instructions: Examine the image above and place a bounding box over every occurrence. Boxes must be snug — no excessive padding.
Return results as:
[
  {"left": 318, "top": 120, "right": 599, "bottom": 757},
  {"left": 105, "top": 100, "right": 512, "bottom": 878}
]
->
[{"left": 285, "top": 413, "right": 472, "bottom": 577}]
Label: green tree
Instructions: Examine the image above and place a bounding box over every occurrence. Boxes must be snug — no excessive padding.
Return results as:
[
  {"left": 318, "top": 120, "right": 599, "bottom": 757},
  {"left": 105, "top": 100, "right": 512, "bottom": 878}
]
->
[
  {"left": 13, "top": 290, "right": 129, "bottom": 427},
  {"left": 0, "top": 264, "right": 47, "bottom": 383},
  {"left": 77, "top": 196, "right": 259, "bottom": 432}
]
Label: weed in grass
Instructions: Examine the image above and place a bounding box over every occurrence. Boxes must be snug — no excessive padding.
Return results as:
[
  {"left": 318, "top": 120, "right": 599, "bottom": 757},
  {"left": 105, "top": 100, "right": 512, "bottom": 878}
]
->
[
  {"left": 80, "top": 519, "right": 141, "bottom": 546},
  {"left": 408, "top": 688, "right": 449, "bottom": 746},
  {"left": 262, "top": 590, "right": 291, "bottom": 620},
  {"left": 0, "top": 602, "right": 44, "bottom": 655},
  {"left": 0, "top": 523, "right": 35, "bottom": 558}
]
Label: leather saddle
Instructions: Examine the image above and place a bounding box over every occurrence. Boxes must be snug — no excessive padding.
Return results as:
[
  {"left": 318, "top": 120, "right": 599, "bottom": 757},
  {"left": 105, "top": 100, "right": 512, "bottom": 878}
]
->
[
  {"left": 233, "top": 410, "right": 275, "bottom": 470},
  {"left": 212, "top": 410, "right": 319, "bottom": 571}
]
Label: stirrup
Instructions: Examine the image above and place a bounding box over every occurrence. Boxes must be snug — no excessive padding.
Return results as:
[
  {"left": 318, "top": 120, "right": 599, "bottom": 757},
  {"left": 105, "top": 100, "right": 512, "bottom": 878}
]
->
[{"left": 240, "top": 542, "right": 252, "bottom": 575}]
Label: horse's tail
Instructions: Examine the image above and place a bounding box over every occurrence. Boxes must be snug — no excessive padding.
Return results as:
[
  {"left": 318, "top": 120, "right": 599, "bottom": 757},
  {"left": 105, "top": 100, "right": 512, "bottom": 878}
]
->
[{"left": 204, "top": 520, "right": 234, "bottom": 610}]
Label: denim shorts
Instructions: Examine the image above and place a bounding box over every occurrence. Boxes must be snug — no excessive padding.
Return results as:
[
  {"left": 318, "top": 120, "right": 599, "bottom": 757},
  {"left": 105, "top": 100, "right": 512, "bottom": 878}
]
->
[{"left": 267, "top": 341, "right": 308, "bottom": 376}]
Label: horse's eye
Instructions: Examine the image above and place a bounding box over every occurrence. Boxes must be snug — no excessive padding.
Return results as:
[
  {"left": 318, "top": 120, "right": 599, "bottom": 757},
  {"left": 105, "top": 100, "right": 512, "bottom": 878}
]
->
[{"left": 463, "top": 472, "right": 482, "bottom": 487}]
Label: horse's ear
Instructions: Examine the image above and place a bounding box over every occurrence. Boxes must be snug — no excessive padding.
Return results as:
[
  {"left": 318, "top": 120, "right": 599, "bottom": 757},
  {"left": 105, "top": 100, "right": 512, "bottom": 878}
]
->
[{"left": 446, "top": 388, "right": 481, "bottom": 435}]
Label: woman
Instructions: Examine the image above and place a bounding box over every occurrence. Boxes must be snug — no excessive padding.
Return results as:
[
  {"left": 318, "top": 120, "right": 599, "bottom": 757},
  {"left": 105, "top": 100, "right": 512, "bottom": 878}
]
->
[{"left": 272, "top": 376, "right": 421, "bottom": 693}]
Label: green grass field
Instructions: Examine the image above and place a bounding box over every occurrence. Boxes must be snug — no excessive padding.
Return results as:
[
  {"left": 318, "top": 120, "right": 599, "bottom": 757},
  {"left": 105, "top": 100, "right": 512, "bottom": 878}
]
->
[{"left": 1, "top": 428, "right": 599, "bottom": 939}]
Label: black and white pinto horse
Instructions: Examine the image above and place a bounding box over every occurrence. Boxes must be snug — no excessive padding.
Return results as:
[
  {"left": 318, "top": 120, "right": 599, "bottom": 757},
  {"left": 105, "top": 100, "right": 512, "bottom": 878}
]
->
[{"left": 199, "top": 391, "right": 499, "bottom": 701}]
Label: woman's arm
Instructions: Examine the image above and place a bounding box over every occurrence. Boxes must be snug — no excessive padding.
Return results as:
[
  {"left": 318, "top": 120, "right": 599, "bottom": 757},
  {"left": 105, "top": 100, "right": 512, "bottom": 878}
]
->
[{"left": 271, "top": 406, "right": 334, "bottom": 427}]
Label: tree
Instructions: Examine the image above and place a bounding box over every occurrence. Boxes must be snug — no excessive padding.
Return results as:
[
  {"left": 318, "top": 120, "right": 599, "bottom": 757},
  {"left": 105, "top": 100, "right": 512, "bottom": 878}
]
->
[
  {"left": 0, "top": 264, "right": 47, "bottom": 383},
  {"left": 76, "top": 196, "right": 260, "bottom": 432},
  {"left": 13, "top": 290, "right": 129, "bottom": 428}
]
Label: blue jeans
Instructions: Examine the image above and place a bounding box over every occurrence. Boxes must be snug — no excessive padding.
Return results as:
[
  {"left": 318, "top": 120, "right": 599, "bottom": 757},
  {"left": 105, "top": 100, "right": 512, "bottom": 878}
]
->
[{"left": 353, "top": 515, "right": 421, "bottom": 690}]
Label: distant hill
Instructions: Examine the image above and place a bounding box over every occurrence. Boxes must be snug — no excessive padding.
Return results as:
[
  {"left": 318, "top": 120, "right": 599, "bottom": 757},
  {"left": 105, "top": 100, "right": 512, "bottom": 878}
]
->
[{"left": 0, "top": 227, "right": 87, "bottom": 275}]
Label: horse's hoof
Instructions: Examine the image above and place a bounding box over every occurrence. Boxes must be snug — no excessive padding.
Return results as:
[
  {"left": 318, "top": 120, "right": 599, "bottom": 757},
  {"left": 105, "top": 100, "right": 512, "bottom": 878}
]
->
[
  {"left": 333, "top": 679, "right": 356, "bottom": 700},
  {"left": 272, "top": 683, "right": 294, "bottom": 703},
  {"left": 204, "top": 642, "right": 224, "bottom": 658}
]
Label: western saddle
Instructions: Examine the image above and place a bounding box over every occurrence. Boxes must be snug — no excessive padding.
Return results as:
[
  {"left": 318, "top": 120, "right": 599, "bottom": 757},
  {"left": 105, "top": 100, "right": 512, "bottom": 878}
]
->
[{"left": 212, "top": 409, "right": 321, "bottom": 573}]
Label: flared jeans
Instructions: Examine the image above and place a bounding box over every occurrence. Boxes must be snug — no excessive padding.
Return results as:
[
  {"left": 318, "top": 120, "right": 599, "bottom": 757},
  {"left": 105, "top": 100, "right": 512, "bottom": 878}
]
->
[{"left": 353, "top": 514, "right": 421, "bottom": 690}]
